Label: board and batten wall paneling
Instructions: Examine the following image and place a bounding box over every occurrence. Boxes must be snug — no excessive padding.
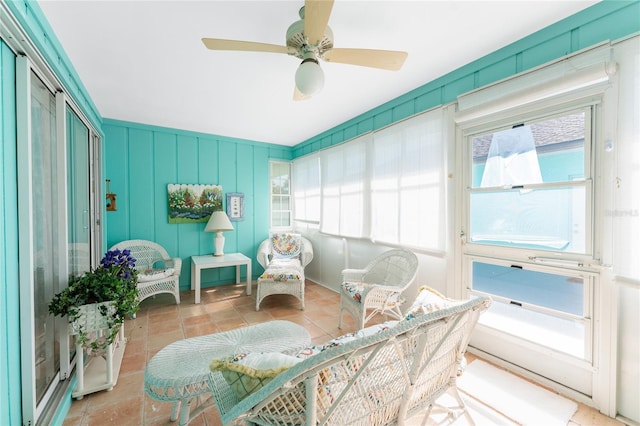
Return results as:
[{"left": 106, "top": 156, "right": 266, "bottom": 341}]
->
[{"left": 103, "top": 119, "right": 291, "bottom": 291}]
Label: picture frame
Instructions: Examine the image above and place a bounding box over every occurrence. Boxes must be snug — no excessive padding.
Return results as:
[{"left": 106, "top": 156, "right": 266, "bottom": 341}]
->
[
  {"left": 167, "top": 184, "right": 222, "bottom": 224},
  {"left": 226, "top": 192, "right": 245, "bottom": 221}
]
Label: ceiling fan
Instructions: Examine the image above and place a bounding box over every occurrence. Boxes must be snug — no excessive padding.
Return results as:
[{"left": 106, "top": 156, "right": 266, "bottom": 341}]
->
[{"left": 202, "top": 0, "right": 408, "bottom": 100}]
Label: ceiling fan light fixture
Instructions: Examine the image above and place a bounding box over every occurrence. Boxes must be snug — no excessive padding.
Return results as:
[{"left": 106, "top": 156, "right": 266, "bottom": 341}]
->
[{"left": 295, "top": 58, "right": 324, "bottom": 96}]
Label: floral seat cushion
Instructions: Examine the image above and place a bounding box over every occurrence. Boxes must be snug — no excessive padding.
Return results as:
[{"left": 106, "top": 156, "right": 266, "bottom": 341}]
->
[
  {"left": 259, "top": 258, "right": 302, "bottom": 282},
  {"left": 294, "top": 321, "right": 399, "bottom": 360},
  {"left": 341, "top": 282, "right": 405, "bottom": 306},
  {"left": 403, "top": 286, "right": 465, "bottom": 320},
  {"left": 270, "top": 233, "right": 302, "bottom": 259}
]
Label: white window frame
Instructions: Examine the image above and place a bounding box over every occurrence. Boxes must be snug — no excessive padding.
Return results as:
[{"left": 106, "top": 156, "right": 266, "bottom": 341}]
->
[
  {"left": 269, "top": 160, "right": 292, "bottom": 230},
  {"left": 462, "top": 103, "right": 597, "bottom": 264},
  {"left": 454, "top": 42, "right": 617, "bottom": 403}
]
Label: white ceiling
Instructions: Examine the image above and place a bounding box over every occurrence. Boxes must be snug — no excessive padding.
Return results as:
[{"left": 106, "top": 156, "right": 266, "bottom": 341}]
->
[{"left": 37, "top": 0, "right": 598, "bottom": 146}]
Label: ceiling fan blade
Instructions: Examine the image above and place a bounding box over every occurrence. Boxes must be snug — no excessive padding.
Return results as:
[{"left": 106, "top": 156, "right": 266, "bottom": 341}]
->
[
  {"left": 304, "top": 0, "right": 335, "bottom": 46},
  {"left": 323, "top": 48, "right": 408, "bottom": 71},
  {"left": 293, "top": 85, "right": 311, "bottom": 101},
  {"left": 202, "top": 38, "right": 291, "bottom": 55}
]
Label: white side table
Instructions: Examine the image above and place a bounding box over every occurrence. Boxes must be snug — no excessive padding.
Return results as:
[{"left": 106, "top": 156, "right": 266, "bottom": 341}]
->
[{"left": 191, "top": 253, "right": 252, "bottom": 303}]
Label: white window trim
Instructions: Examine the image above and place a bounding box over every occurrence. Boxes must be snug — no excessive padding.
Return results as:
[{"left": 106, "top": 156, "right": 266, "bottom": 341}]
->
[{"left": 269, "top": 160, "right": 293, "bottom": 231}]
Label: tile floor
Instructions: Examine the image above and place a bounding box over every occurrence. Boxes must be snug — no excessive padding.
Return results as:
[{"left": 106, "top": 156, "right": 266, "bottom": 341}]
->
[{"left": 62, "top": 280, "right": 622, "bottom": 426}]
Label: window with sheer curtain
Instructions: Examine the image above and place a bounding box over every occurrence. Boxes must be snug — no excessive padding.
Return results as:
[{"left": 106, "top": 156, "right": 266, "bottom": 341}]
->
[
  {"left": 320, "top": 134, "right": 369, "bottom": 237},
  {"left": 292, "top": 153, "right": 320, "bottom": 224},
  {"left": 370, "top": 109, "right": 446, "bottom": 251},
  {"left": 293, "top": 108, "right": 446, "bottom": 251}
]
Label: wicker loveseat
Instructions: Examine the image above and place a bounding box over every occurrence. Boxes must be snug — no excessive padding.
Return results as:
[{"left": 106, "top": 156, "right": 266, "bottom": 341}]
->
[
  {"left": 109, "top": 239, "right": 181, "bottom": 305},
  {"left": 208, "top": 291, "right": 491, "bottom": 426}
]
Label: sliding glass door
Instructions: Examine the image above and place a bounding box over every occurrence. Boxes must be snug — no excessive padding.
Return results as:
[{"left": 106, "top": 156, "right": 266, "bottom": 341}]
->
[{"left": 18, "top": 61, "right": 101, "bottom": 425}]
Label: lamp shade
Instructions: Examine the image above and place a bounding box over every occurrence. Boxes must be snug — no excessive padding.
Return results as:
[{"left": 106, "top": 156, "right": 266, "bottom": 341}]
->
[
  {"left": 295, "top": 58, "right": 324, "bottom": 96},
  {"left": 205, "top": 211, "right": 234, "bottom": 232}
]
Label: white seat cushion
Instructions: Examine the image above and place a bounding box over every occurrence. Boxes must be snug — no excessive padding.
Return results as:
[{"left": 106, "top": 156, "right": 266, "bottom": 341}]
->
[{"left": 138, "top": 268, "right": 175, "bottom": 282}]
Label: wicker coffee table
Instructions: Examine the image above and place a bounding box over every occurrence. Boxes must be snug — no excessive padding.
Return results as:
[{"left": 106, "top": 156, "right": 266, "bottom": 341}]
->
[{"left": 144, "top": 320, "right": 311, "bottom": 425}]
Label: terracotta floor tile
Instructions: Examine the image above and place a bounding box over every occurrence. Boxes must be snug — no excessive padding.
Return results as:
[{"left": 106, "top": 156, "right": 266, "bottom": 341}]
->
[
  {"left": 182, "top": 313, "right": 214, "bottom": 327},
  {"left": 148, "top": 329, "right": 185, "bottom": 351},
  {"left": 85, "top": 395, "right": 144, "bottom": 426},
  {"left": 214, "top": 317, "right": 248, "bottom": 331},
  {"left": 184, "top": 322, "right": 219, "bottom": 338},
  {"left": 119, "top": 351, "right": 146, "bottom": 375},
  {"left": 241, "top": 310, "right": 275, "bottom": 324}
]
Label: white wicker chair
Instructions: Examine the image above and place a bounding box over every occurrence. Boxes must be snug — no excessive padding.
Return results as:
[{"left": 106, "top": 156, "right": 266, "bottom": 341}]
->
[
  {"left": 339, "top": 249, "right": 418, "bottom": 330},
  {"left": 208, "top": 295, "right": 492, "bottom": 426},
  {"left": 109, "top": 239, "right": 181, "bottom": 305},
  {"left": 256, "top": 233, "right": 313, "bottom": 311}
]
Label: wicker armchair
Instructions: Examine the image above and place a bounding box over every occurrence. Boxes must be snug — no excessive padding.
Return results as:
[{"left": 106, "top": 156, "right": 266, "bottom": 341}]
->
[
  {"left": 339, "top": 248, "right": 418, "bottom": 329},
  {"left": 256, "top": 233, "right": 313, "bottom": 311},
  {"left": 109, "top": 239, "right": 181, "bottom": 305}
]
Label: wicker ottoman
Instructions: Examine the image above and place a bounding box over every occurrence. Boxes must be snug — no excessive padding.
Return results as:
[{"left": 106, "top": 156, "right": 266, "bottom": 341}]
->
[
  {"left": 144, "top": 320, "right": 311, "bottom": 425},
  {"left": 256, "top": 258, "right": 305, "bottom": 311}
]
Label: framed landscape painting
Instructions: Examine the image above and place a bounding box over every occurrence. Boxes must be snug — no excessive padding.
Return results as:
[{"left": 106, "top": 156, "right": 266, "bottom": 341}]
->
[{"left": 167, "top": 184, "right": 222, "bottom": 223}]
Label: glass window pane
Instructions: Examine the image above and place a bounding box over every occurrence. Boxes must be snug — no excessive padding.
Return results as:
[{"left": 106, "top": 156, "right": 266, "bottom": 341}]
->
[
  {"left": 472, "top": 261, "right": 586, "bottom": 358},
  {"left": 470, "top": 186, "right": 586, "bottom": 253},
  {"left": 472, "top": 113, "right": 585, "bottom": 188},
  {"left": 473, "top": 262, "right": 583, "bottom": 315},
  {"left": 272, "top": 211, "right": 282, "bottom": 227},
  {"left": 272, "top": 195, "right": 281, "bottom": 211},
  {"left": 478, "top": 297, "right": 586, "bottom": 359},
  {"left": 67, "top": 109, "right": 91, "bottom": 277},
  {"left": 281, "top": 211, "right": 291, "bottom": 225},
  {"left": 31, "top": 71, "right": 61, "bottom": 404}
]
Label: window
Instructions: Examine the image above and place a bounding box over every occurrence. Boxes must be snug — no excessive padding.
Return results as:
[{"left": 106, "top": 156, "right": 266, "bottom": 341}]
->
[
  {"left": 455, "top": 46, "right": 616, "bottom": 395},
  {"left": 291, "top": 108, "right": 447, "bottom": 250},
  {"left": 371, "top": 108, "right": 446, "bottom": 251},
  {"left": 270, "top": 161, "right": 291, "bottom": 228},
  {"left": 468, "top": 111, "right": 590, "bottom": 254},
  {"left": 471, "top": 260, "right": 591, "bottom": 359},
  {"left": 292, "top": 153, "right": 320, "bottom": 224},
  {"left": 320, "top": 135, "right": 368, "bottom": 237},
  {"left": 464, "top": 107, "right": 596, "bottom": 363}
]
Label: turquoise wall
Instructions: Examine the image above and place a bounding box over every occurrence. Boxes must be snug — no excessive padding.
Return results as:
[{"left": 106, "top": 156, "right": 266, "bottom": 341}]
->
[
  {"left": 292, "top": 1, "right": 640, "bottom": 157},
  {"left": 0, "top": 39, "right": 21, "bottom": 426},
  {"left": 103, "top": 119, "right": 292, "bottom": 290}
]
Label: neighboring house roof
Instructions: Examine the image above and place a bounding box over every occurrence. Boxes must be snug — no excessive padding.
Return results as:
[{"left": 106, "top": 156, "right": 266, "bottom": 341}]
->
[{"left": 473, "top": 113, "right": 586, "bottom": 161}]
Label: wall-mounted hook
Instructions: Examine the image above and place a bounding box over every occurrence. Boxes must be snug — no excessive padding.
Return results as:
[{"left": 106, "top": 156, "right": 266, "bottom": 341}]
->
[{"left": 106, "top": 179, "right": 117, "bottom": 211}]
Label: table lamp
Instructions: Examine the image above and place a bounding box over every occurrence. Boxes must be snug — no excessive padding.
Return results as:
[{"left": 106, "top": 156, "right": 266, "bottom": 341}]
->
[{"left": 204, "top": 211, "right": 234, "bottom": 256}]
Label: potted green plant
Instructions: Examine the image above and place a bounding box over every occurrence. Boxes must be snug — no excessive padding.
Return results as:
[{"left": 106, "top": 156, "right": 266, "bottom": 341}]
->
[{"left": 49, "top": 249, "right": 139, "bottom": 353}]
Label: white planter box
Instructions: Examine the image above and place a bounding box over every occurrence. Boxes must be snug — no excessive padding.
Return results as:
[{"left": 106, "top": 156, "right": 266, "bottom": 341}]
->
[{"left": 70, "top": 302, "right": 127, "bottom": 399}]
